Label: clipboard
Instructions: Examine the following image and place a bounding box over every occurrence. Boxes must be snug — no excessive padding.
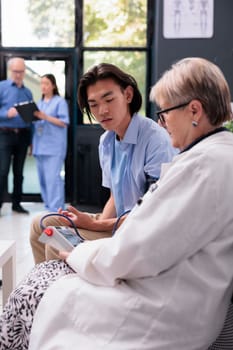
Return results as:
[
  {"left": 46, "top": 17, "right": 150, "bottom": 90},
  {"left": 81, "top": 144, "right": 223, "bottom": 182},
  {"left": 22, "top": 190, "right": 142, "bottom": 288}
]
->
[{"left": 15, "top": 101, "right": 39, "bottom": 123}]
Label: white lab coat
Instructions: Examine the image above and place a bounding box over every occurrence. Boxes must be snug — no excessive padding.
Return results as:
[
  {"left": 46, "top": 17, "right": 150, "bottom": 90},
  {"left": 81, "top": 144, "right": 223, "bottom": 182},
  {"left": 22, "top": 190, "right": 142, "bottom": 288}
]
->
[{"left": 29, "top": 131, "right": 233, "bottom": 350}]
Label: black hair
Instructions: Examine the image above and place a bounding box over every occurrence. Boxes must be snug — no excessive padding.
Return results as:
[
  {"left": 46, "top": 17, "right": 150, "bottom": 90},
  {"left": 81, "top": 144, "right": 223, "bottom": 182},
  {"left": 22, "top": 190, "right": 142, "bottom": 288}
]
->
[
  {"left": 78, "top": 63, "right": 142, "bottom": 122},
  {"left": 41, "top": 74, "right": 60, "bottom": 98}
]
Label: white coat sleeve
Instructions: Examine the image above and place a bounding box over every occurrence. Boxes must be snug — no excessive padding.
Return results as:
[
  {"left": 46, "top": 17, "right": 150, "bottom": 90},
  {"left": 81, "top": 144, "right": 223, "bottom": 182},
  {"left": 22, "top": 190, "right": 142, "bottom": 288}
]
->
[{"left": 67, "top": 151, "right": 221, "bottom": 286}]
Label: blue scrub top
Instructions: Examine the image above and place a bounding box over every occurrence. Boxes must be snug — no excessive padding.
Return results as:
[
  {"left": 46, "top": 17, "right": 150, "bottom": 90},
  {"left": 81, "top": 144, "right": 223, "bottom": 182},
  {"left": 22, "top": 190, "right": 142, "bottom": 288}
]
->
[
  {"left": 32, "top": 95, "right": 70, "bottom": 157},
  {"left": 99, "top": 113, "right": 177, "bottom": 216}
]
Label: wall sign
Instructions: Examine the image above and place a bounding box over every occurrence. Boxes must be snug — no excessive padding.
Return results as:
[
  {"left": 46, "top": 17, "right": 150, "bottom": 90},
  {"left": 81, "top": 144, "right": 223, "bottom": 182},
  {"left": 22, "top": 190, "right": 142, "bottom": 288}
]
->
[{"left": 163, "top": 0, "right": 214, "bottom": 38}]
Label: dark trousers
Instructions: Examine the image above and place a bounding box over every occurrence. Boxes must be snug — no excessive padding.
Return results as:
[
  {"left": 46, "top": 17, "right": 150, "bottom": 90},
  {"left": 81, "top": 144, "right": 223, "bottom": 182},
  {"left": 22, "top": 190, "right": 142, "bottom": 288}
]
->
[{"left": 0, "top": 128, "right": 31, "bottom": 207}]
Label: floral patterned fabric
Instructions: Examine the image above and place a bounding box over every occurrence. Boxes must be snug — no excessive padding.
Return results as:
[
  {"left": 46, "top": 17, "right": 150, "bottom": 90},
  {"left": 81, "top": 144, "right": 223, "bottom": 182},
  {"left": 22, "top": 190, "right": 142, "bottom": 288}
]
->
[{"left": 0, "top": 260, "right": 73, "bottom": 350}]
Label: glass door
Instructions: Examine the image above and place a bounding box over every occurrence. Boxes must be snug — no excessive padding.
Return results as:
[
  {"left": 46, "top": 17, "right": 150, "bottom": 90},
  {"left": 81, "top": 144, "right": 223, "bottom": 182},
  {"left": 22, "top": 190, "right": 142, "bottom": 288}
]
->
[
  {"left": 2, "top": 51, "right": 76, "bottom": 203},
  {"left": 8, "top": 59, "right": 66, "bottom": 196}
]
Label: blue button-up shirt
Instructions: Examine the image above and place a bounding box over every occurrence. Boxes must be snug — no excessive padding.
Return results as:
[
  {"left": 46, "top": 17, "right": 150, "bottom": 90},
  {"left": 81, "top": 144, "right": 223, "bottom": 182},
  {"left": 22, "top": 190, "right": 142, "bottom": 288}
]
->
[
  {"left": 99, "top": 113, "right": 177, "bottom": 216},
  {"left": 0, "top": 79, "right": 33, "bottom": 128}
]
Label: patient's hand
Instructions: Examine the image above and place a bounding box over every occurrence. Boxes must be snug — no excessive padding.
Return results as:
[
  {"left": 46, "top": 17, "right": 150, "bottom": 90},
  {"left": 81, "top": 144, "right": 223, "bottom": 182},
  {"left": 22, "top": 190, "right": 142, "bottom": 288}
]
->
[
  {"left": 58, "top": 205, "right": 95, "bottom": 230},
  {"left": 58, "top": 206, "right": 78, "bottom": 225}
]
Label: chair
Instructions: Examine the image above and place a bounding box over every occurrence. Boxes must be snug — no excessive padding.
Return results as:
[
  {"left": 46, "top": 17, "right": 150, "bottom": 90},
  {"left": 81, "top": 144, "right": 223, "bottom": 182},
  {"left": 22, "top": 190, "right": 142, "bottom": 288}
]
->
[{"left": 208, "top": 299, "right": 233, "bottom": 349}]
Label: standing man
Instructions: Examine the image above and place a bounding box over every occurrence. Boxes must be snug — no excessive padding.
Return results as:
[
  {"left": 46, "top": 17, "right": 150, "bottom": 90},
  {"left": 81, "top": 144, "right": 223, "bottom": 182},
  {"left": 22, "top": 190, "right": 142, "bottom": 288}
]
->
[{"left": 0, "top": 57, "right": 33, "bottom": 214}]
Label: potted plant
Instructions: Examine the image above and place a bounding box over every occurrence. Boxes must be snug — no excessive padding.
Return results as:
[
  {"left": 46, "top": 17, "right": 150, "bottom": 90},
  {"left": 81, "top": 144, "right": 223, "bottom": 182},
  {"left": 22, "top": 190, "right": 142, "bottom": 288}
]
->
[{"left": 225, "top": 119, "right": 233, "bottom": 132}]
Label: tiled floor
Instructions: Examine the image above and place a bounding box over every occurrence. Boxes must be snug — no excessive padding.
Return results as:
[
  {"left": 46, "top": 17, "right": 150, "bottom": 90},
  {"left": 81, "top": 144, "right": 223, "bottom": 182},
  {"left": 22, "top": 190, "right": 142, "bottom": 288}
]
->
[{"left": 0, "top": 202, "right": 46, "bottom": 312}]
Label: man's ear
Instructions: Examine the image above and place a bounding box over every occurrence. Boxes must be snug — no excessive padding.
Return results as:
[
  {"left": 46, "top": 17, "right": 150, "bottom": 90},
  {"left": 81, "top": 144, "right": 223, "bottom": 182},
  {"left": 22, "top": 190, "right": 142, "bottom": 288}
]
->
[{"left": 125, "top": 85, "right": 134, "bottom": 103}]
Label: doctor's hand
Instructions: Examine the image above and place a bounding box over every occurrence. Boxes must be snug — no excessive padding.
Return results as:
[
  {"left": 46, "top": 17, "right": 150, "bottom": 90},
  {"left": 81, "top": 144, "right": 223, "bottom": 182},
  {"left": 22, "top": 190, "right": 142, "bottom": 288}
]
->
[
  {"left": 59, "top": 251, "right": 70, "bottom": 260},
  {"left": 34, "top": 110, "right": 47, "bottom": 120}
]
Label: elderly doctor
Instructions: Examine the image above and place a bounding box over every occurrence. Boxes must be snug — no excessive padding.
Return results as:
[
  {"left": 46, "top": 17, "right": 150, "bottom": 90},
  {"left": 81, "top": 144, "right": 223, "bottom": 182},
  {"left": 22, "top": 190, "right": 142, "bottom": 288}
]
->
[
  {"left": 2, "top": 57, "right": 233, "bottom": 350},
  {"left": 28, "top": 57, "right": 233, "bottom": 349}
]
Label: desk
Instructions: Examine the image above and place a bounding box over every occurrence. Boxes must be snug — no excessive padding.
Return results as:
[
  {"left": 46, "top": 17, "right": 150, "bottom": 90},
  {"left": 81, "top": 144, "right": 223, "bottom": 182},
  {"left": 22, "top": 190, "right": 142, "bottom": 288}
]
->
[{"left": 0, "top": 240, "right": 16, "bottom": 305}]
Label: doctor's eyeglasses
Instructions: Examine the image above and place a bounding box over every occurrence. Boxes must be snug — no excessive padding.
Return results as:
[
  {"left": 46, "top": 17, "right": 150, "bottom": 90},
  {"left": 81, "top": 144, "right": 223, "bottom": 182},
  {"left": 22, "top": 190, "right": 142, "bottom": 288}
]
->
[{"left": 156, "top": 101, "right": 191, "bottom": 124}]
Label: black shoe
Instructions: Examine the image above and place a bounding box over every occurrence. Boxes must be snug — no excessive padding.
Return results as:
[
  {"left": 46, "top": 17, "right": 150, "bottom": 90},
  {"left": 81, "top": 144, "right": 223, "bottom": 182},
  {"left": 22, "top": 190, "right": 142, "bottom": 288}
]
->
[{"left": 12, "top": 204, "right": 29, "bottom": 214}]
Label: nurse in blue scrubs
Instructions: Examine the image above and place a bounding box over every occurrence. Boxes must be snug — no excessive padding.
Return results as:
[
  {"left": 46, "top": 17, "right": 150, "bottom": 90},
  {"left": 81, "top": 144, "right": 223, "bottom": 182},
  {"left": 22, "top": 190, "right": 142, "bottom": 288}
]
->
[{"left": 33, "top": 74, "right": 70, "bottom": 211}]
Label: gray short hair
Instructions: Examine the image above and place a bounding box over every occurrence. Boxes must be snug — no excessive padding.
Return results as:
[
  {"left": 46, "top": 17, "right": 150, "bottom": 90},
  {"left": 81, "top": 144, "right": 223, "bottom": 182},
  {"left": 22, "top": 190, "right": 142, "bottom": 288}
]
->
[{"left": 150, "top": 57, "right": 232, "bottom": 126}]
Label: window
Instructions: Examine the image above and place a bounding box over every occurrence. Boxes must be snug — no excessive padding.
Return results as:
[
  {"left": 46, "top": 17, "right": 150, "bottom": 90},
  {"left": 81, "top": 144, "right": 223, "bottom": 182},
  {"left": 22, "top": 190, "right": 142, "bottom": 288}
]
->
[
  {"left": 82, "top": 0, "right": 148, "bottom": 122},
  {"left": 0, "top": 0, "right": 152, "bottom": 200},
  {"left": 1, "top": 0, "right": 75, "bottom": 47},
  {"left": 83, "top": 0, "right": 147, "bottom": 47}
]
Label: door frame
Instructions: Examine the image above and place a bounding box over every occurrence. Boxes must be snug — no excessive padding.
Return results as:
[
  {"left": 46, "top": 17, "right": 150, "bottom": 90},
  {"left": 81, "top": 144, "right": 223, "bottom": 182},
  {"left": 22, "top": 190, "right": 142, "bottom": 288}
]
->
[{"left": 0, "top": 48, "right": 78, "bottom": 203}]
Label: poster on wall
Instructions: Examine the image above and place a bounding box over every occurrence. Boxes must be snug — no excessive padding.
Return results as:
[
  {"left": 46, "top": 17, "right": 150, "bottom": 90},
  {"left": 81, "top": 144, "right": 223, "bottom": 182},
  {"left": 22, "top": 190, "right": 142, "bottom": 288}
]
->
[{"left": 163, "top": 0, "right": 214, "bottom": 38}]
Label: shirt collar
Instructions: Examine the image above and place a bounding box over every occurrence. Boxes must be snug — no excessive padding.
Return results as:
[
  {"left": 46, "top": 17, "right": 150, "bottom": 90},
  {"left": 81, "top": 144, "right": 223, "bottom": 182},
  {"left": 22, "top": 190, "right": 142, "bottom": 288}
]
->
[
  {"left": 10, "top": 79, "right": 25, "bottom": 88},
  {"left": 120, "top": 113, "right": 139, "bottom": 145},
  {"left": 101, "top": 113, "right": 140, "bottom": 147},
  {"left": 180, "top": 127, "right": 228, "bottom": 153}
]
